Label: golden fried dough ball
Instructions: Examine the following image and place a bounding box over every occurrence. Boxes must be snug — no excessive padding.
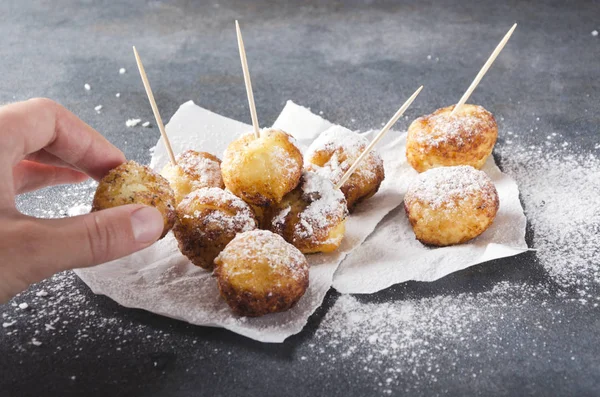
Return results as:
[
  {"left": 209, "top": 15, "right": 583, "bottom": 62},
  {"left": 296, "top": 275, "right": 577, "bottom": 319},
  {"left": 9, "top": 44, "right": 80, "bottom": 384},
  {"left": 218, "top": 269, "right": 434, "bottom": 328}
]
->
[
  {"left": 404, "top": 165, "right": 499, "bottom": 246},
  {"left": 173, "top": 188, "right": 257, "bottom": 270},
  {"left": 305, "top": 126, "right": 384, "bottom": 212},
  {"left": 221, "top": 129, "right": 303, "bottom": 206},
  {"left": 269, "top": 171, "right": 348, "bottom": 254},
  {"left": 160, "top": 150, "right": 224, "bottom": 204},
  {"left": 406, "top": 104, "right": 498, "bottom": 173},
  {"left": 92, "top": 160, "right": 175, "bottom": 238},
  {"left": 214, "top": 230, "right": 309, "bottom": 317}
]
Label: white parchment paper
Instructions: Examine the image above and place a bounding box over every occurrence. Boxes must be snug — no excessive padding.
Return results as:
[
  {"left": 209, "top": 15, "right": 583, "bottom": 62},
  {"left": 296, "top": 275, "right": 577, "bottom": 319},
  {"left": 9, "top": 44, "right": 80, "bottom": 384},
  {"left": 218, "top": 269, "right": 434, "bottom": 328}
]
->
[
  {"left": 75, "top": 100, "right": 406, "bottom": 343},
  {"left": 75, "top": 100, "right": 527, "bottom": 342},
  {"left": 332, "top": 151, "right": 529, "bottom": 293}
]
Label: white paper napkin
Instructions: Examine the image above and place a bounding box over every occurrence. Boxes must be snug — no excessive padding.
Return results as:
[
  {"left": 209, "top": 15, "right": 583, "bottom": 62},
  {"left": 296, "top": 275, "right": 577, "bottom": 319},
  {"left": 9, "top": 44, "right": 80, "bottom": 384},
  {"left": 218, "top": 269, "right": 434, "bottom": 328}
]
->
[
  {"left": 332, "top": 140, "right": 528, "bottom": 293},
  {"left": 75, "top": 100, "right": 406, "bottom": 342}
]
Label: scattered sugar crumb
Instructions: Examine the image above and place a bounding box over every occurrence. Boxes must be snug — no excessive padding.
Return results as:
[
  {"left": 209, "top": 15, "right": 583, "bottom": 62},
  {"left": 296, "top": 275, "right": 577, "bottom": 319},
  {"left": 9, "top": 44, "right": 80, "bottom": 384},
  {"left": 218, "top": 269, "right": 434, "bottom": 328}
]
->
[
  {"left": 126, "top": 118, "right": 142, "bottom": 127},
  {"left": 18, "top": 303, "right": 29, "bottom": 310},
  {"left": 119, "top": 68, "right": 126, "bottom": 74},
  {"left": 84, "top": 83, "right": 91, "bottom": 91},
  {"left": 94, "top": 105, "right": 103, "bottom": 113},
  {"left": 142, "top": 121, "right": 151, "bottom": 127},
  {"left": 427, "top": 54, "right": 432, "bottom": 60},
  {"left": 115, "top": 93, "right": 121, "bottom": 98},
  {"left": 592, "top": 30, "right": 598, "bottom": 37}
]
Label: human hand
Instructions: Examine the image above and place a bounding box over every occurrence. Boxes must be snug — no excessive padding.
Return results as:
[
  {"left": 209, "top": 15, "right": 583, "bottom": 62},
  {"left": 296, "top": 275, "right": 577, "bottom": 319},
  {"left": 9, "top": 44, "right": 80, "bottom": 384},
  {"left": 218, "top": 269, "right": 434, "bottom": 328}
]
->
[{"left": 0, "top": 98, "right": 165, "bottom": 303}]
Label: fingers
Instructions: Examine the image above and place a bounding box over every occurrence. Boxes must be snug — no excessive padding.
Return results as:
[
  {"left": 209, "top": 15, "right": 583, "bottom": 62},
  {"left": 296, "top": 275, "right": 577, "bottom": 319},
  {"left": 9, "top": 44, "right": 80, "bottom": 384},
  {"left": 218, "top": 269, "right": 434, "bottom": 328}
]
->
[
  {"left": 24, "top": 149, "right": 73, "bottom": 169},
  {"left": 16, "top": 205, "right": 164, "bottom": 281},
  {"left": 0, "top": 98, "right": 126, "bottom": 180},
  {"left": 13, "top": 160, "right": 89, "bottom": 194}
]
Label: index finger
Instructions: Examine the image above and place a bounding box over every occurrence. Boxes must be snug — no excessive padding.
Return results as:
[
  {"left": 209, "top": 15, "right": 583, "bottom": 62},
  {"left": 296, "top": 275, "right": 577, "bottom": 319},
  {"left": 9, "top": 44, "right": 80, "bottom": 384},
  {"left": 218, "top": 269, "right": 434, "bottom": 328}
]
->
[{"left": 0, "top": 98, "right": 126, "bottom": 180}]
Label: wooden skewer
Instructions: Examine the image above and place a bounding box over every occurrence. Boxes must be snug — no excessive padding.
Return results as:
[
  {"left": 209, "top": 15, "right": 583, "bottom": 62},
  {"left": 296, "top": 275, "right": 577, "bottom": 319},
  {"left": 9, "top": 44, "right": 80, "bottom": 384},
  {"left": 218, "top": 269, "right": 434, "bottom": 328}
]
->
[
  {"left": 451, "top": 23, "right": 517, "bottom": 116},
  {"left": 235, "top": 20, "right": 260, "bottom": 139},
  {"left": 335, "top": 86, "right": 424, "bottom": 189},
  {"left": 132, "top": 46, "right": 177, "bottom": 165}
]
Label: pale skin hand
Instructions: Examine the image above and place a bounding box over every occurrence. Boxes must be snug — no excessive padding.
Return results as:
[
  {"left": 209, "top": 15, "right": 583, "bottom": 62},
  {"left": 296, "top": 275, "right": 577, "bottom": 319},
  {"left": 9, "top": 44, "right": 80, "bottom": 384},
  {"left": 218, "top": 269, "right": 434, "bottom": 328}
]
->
[{"left": 0, "top": 98, "right": 165, "bottom": 303}]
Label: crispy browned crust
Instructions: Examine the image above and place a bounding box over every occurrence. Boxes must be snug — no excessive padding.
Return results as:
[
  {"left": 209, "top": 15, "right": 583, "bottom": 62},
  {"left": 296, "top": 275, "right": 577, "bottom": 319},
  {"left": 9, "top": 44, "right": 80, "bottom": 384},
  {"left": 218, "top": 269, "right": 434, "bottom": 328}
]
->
[
  {"left": 161, "top": 150, "right": 224, "bottom": 204},
  {"left": 341, "top": 162, "right": 385, "bottom": 212},
  {"left": 221, "top": 129, "right": 303, "bottom": 206},
  {"left": 173, "top": 189, "right": 256, "bottom": 270},
  {"left": 305, "top": 142, "right": 385, "bottom": 212},
  {"left": 403, "top": 171, "right": 499, "bottom": 246},
  {"left": 406, "top": 104, "right": 498, "bottom": 173},
  {"left": 213, "top": 231, "right": 309, "bottom": 317},
  {"left": 214, "top": 273, "right": 309, "bottom": 317},
  {"left": 92, "top": 160, "right": 176, "bottom": 238},
  {"left": 268, "top": 176, "right": 348, "bottom": 254}
]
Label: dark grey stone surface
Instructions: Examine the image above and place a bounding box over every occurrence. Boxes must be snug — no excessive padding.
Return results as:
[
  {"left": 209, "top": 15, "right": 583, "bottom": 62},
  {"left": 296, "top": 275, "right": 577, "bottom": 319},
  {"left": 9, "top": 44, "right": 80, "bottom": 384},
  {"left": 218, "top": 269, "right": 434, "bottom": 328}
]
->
[{"left": 1, "top": 1, "right": 599, "bottom": 396}]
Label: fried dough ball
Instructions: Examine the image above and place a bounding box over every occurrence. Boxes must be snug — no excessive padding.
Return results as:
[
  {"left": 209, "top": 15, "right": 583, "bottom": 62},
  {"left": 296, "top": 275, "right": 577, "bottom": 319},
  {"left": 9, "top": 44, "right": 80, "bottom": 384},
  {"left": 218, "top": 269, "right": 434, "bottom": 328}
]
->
[
  {"left": 305, "top": 126, "right": 384, "bottom": 212},
  {"left": 92, "top": 160, "right": 175, "bottom": 238},
  {"left": 214, "top": 230, "right": 309, "bottom": 317},
  {"left": 269, "top": 171, "right": 348, "bottom": 254},
  {"left": 406, "top": 104, "right": 498, "bottom": 173},
  {"left": 173, "top": 188, "right": 257, "bottom": 270},
  {"left": 404, "top": 165, "right": 499, "bottom": 247},
  {"left": 160, "top": 150, "right": 224, "bottom": 204},
  {"left": 221, "top": 129, "right": 303, "bottom": 206}
]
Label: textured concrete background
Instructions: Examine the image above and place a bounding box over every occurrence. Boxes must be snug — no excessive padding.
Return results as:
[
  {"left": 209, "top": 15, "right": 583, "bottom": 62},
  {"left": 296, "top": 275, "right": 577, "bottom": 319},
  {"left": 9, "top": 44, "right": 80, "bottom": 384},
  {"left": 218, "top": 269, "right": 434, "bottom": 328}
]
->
[{"left": 0, "top": 1, "right": 599, "bottom": 396}]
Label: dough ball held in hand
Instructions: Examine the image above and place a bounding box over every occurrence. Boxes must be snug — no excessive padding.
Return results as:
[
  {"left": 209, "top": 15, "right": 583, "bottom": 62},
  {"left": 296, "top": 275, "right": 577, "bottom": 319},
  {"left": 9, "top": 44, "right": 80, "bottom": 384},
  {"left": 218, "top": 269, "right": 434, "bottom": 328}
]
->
[{"left": 92, "top": 160, "right": 176, "bottom": 239}]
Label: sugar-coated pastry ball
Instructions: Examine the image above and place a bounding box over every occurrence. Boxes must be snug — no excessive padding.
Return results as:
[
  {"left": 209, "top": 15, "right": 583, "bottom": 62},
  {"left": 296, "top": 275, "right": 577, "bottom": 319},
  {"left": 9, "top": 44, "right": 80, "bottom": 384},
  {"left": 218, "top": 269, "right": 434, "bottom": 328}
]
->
[
  {"left": 404, "top": 165, "right": 499, "bottom": 246},
  {"left": 160, "top": 150, "right": 224, "bottom": 204},
  {"left": 173, "top": 188, "right": 257, "bottom": 270},
  {"left": 214, "top": 230, "right": 309, "bottom": 317},
  {"left": 92, "top": 160, "right": 176, "bottom": 238},
  {"left": 406, "top": 104, "right": 498, "bottom": 173},
  {"left": 305, "top": 126, "right": 384, "bottom": 212},
  {"left": 269, "top": 171, "right": 348, "bottom": 254},
  {"left": 221, "top": 129, "right": 303, "bottom": 206}
]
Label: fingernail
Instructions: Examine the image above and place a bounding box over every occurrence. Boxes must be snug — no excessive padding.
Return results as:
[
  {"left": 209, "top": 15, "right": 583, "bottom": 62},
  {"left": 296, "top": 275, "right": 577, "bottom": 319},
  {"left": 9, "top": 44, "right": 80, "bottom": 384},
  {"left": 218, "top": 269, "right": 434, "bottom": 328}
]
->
[{"left": 130, "top": 207, "right": 164, "bottom": 243}]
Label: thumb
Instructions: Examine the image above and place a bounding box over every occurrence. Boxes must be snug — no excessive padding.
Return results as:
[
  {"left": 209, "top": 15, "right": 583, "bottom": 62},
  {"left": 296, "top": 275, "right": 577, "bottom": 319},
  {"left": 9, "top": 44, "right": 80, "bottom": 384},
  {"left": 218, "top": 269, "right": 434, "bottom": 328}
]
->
[{"left": 37, "top": 204, "right": 164, "bottom": 271}]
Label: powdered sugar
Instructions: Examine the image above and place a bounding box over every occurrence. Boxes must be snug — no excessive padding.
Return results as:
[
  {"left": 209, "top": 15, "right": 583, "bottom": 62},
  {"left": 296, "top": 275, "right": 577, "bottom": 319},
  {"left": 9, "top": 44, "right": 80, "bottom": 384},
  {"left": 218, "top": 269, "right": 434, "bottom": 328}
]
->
[
  {"left": 296, "top": 171, "right": 347, "bottom": 237},
  {"left": 410, "top": 104, "right": 496, "bottom": 148},
  {"left": 176, "top": 150, "right": 223, "bottom": 188},
  {"left": 497, "top": 143, "right": 600, "bottom": 294},
  {"left": 305, "top": 125, "right": 383, "bottom": 185},
  {"left": 404, "top": 165, "right": 497, "bottom": 210},
  {"left": 215, "top": 230, "right": 308, "bottom": 281},
  {"left": 180, "top": 188, "right": 256, "bottom": 235}
]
